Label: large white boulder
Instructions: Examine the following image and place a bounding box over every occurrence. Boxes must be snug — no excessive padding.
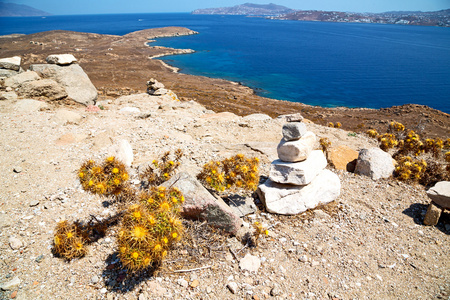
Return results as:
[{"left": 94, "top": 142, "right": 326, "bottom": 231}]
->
[
  {"left": 277, "top": 131, "right": 316, "bottom": 162},
  {"left": 354, "top": 147, "right": 395, "bottom": 180},
  {"left": 269, "top": 150, "right": 327, "bottom": 185},
  {"left": 29, "top": 64, "right": 97, "bottom": 106},
  {"left": 257, "top": 169, "right": 341, "bottom": 215},
  {"left": 0, "top": 56, "right": 21, "bottom": 71}
]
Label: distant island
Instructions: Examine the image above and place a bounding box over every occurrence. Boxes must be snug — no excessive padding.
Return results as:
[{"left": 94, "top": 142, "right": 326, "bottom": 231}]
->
[
  {"left": 192, "top": 3, "right": 295, "bottom": 16},
  {"left": 192, "top": 3, "right": 450, "bottom": 27},
  {"left": 276, "top": 9, "right": 450, "bottom": 27},
  {"left": 0, "top": 2, "right": 51, "bottom": 17}
]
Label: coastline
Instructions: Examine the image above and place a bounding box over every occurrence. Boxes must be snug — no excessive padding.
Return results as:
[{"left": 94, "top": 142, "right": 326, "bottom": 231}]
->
[{"left": 0, "top": 27, "right": 449, "bottom": 138}]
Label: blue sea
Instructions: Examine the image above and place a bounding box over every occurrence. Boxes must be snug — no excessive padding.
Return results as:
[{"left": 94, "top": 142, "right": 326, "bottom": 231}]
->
[{"left": 1, "top": 13, "right": 450, "bottom": 113}]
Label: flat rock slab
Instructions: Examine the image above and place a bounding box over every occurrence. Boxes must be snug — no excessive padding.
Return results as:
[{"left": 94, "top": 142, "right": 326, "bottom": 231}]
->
[
  {"left": 328, "top": 145, "right": 359, "bottom": 172},
  {"left": 226, "top": 194, "right": 257, "bottom": 217},
  {"left": 242, "top": 113, "right": 272, "bottom": 121},
  {"left": 15, "top": 99, "right": 49, "bottom": 112},
  {"left": 269, "top": 150, "right": 327, "bottom": 185},
  {"left": 46, "top": 54, "right": 77, "bottom": 65},
  {"left": 0, "top": 56, "right": 21, "bottom": 71},
  {"left": 354, "top": 147, "right": 395, "bottom": 180},
  {"left": 51, "top": 109, "right": 83, "bottom": 125},
  {"left": 163, "top": 172, "right": 242, "bottom": 234},
  {"left": 4, "top": 71, "right": 41, "bottom": 88},
  {"left": 239, "top": 253, "right": 261, "bottom": 273},
  {"left": 427, "top": 181, "right": 450, "bottom": 209},
  {"left": 30, "top": 64, "right": 97, "bottom": 106},
  {"left": 257, "top": 169, "right": 341, "bottom": 215},
  {"left": 277, "top": 131, "right": 316, "bottom": 162}
]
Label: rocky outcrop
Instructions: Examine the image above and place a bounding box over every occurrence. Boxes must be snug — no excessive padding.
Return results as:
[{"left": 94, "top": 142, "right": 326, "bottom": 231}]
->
[
  {"left": 4, "top": 71, "right": 40, "bottom": 88},
  {"left": 30, "top": 63, "right": 97, "bottom": 105},
  {"left": 424, "top": 181, "right": 450, "bottom": 226},
  {"left": 354, "top": 147, "right": 395, "bottom": 180},
  {"left": 17, "top": 79, "right": 68, "bottom": 100}
]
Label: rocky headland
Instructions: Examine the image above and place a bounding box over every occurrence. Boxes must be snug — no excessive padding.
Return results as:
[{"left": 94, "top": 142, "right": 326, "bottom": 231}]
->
[{"left": 0, "top": 27, "right": 449, "bottom": 300}]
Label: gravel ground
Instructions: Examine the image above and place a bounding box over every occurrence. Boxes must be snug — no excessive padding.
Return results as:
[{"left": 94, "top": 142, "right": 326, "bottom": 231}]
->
[{"left": 0, "top": 94, "right": 449, "bottom": 300}]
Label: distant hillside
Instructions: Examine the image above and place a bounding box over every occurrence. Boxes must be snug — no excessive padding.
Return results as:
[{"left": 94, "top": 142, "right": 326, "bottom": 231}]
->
[
  {"left": 192, "top": 3, "right": 295, "bottom": 16},
  {"left": 275, "top": 9, "right": 450, "bottom": 27},
  {"left": 0, "top": 2, "right": 51, "bottom": 17}
]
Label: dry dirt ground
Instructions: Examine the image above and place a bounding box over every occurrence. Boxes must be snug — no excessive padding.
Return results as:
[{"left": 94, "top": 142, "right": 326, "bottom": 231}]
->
[
  {"left": 0, "top": 92, "right": 449, "bottom": 300},
  {"left": 0, "top": 28, "right": 449, "bottom": 138}
]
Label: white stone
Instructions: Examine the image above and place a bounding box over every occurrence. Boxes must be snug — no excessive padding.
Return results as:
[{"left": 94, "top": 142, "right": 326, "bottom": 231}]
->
[
  {"left": 282, "top": 122, "right": 307, "bottom": 141},
  {"left": 227, "top": 282, "right": 238, "bottom": 294},
  {"left": 0, "top": 56, "right": 21, "bottom": 71},
  {"left": 119, "top": 107, "right": 141, "bottom": 113},
  {"left": 9, "top": 237, "right": 23, "bottom": 250},
  {"left": 257, "top": 169, "right": 341, "bottom": 215},
  {"left": 51, "top": 109, "right": 83, "bottom": 125},
  {"left": 269, "top": 150, "right": 327, "bottom": 185},
  {"left": 277, "top": 131, "right": 316, "bottom": 162},
  {"left": 427, "top": 181, "right": 450, "bottom": 209},
  {"left": 239, "top": 253, "right": 261, "bottom": 273},
  {"left": 354, "top": 148, "right": 395, "bottom": 180},
  {"left": 109, "top": 139, "right": 133, "bottom": 167},
  {"left": 0, "top": 276, "right": 20, "bottom": 291},
  {"left": 46, "top": 54, "right": 77, "bottom": 65}
]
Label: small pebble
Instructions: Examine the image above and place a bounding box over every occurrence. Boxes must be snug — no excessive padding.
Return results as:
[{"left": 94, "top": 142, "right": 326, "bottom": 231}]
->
[
  {"left": 299, "top": 255, "right": 308, "bottom": 262},
  {"left": 35, "top": 254, "right": 44, "bottom": 263},
  {"left": 177, "top": 278, "right": 188, "bottom": 288},
  {"left": 190, "top": 279, "right": 199, "bottom": 288},
  {"left": 270, "top": 287, "right": 280, "bottom": 296},
  {"left": 91, "top": 275, "right": 99, "bottom": 284},
  {"left": 100, "top": 287, "right": 107, "bottom": 294},
  {"left": 13, "top": 167, "right": 22, "bottom": 173}
]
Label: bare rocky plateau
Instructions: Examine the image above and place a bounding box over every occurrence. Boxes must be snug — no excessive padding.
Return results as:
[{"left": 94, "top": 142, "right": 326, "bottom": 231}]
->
[{"left": 0, "top": 27, "right": 449, "bottom": 300}]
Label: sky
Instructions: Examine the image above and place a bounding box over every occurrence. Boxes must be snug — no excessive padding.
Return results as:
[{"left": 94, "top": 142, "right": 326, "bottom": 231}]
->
[{"left": 1, "top": 0, "right": 449, "bottom": 15}]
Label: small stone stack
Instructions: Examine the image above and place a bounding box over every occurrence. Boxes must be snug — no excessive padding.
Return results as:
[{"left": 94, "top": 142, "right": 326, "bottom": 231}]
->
[
  {"left": 147, "top": 78, "right": 179, "bottom": 101},
  {"left": 257, "top": 115, "right": 341, "bottom": 215}
]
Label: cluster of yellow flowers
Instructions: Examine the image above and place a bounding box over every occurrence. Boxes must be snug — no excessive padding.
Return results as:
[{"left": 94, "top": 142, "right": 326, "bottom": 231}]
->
[
  {"left": 377, "top": 133, "right": 399, "bottom": 151},
  {"left": 140, "top": 149, "right": 183, "bottom": 187},
  {"left": 366, "top": 129, "right": 378, "bottom": 138},
  {"left": 53, "top": 221, "right": 88, "bottom": 259},
  {"left": 197, "top": 154, "right": 260, "bottom": 192},
  {"left": 78, "top": 156, "right": 129, "bottom": 196},
  {"left": 117, "top": 186, "right": 183, "bottom": 271},
  {"left": 388, "top": 121, "right": 405, "bottom": 132},
  {"left": 394, "top": 156, "right": 427, "bottom": 182}
]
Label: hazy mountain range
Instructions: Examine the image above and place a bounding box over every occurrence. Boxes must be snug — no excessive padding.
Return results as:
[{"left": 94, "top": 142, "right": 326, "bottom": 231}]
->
[
  {"left": 192, "top": 3, "right": 294, "bottom": 16},
  {"left": 0, "top": 2, "right": 51, "bottom": 17}
]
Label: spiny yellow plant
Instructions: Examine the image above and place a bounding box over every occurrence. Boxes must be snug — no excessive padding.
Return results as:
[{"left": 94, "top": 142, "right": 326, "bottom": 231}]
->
[
  {"left": 327, "top": 122, "right": 334, "bottom": 128},
  {"left": 423, "top": 138, "right": 444, "bottom": 158},
  {"left": 366, "top": 129, "right": 378, "bottom": 138},
  {"left": 53, "top": 221, "right": 88, "bottom": 260},
  {"left": 388, "top": 121, "right": 405, "bottom": 132},
  {"left": 197, "top": 154, "right": 260, "bottom": 192},
  {"left": 319, "top": 137, "right": 331, "bottom": 152},
  {"left": 78, "top": 156, "right": 129, "bottom": 196},
  {"left": 140, "top": 149, "right": 183, "bottom": 187},
  {"left": 252, "top": 221, "right": 269, "bottom": 246},
  {"left": 334, "top": 122, "right": 342, "bottom": 128},
  {"left": 394, "top": 156, "right": 427, "bottom": 182},
  {"left": 118, "top": 187, "right": 184, "bottom": 272},
  {"left": 377, "top": 133, "right": 398, "bottom": 151}
]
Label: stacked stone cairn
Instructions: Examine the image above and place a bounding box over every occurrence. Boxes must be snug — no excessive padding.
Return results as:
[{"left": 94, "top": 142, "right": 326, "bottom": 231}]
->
[
  {"left": 257, "top": 115, "right": 341, "bottom": 215},
  {"left": 147, "top": 78, "right": 179, "bottom": 101}
]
